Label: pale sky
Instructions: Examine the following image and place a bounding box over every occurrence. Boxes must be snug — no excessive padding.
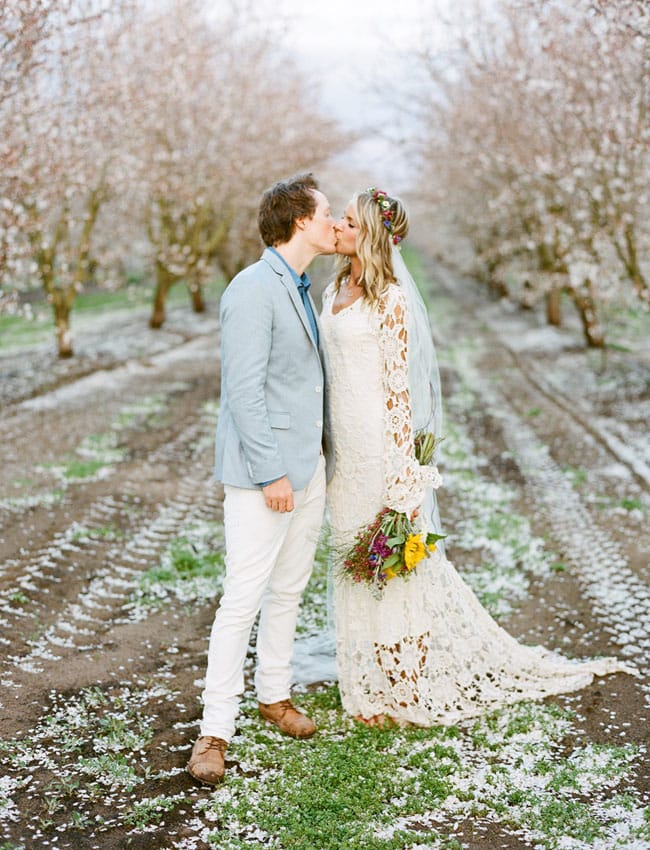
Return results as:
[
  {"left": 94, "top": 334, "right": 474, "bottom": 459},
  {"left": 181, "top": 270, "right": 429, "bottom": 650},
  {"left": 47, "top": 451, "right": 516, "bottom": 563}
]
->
[
  {"left": 278, "top": 0, "right": 430, "bottom": 58},
  {"left": 284, "top": 0, "right": 425, "bottom": 115},
  {"left": 264, "top": 0, "right": 444, "bottom": 189}
]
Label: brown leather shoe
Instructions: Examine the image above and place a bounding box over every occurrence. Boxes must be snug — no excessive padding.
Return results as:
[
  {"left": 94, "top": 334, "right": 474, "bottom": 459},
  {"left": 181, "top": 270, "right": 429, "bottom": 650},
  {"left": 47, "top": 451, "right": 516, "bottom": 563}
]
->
[
  {"left": 258, "top": 699, "right": 316, "bottom": 738},
  {"left": 187, "top": 736, "right": 227, "bottom": 785}
]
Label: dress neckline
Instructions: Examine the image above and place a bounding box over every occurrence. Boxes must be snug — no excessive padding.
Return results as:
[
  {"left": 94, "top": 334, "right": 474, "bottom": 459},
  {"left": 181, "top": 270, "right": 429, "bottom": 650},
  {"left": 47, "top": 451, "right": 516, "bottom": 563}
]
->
[{"left": 329, "top": 288, "right": 364, "bottom": 317}]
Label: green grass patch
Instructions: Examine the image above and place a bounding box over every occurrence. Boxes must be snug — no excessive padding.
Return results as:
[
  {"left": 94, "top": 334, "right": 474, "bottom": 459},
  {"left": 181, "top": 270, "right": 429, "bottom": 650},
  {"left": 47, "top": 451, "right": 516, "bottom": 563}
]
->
[
  {"left": 8, "top": 591, "right": 29, "bottom": 605},
  {"left": 47, "top": 429, "right": 127, "bottom": 483},
  {"left": 124, "top": 794, "right": 187, "bottom": 829},
  {"left": 0, "top": 274, "right": 225, "bottom": 354},
  {"left": 605, "top": 342, "right": 633, "bottom": 353},
  {"left": 131, "top": 521, "right": 225, "bottom": 614},
  {"left": 528, "top": 796, "right": 603, "bottom": 843},
  {"left": 600, "top": 301, "right": 650, "bottom": 354},
  {"left": 8, "top": 477, "right": 36, "bottom": 489},
  {"left": 70, "top": 523, "right": 125, "bottom": 542},
  {"left": 576, "top": 494, "right": 645, "bottom": 515},
  {"left": 113, "top": 393, "right": 171, "bottom": 430},
  {"left": 562, "top": 466, "right": 587, "bottom": 488},
  {"left": 0, "top": 310, "right": 53, "bottom": 350},
  {"left": 70, "top": 274, "right": 224, "bottom": 314},
  {"left": 42, "top": 392, "right": 180, "bottom": 487},
  {"left": 0, "top": 487, "right": 65, "bottom": 512},
  {"left": 77, "top": 431, "right": 126, "bottom": 462},
  {"left": 191, "top": 693, "right": 646, "bottom": 850},
  {"left": 620, "top": 497, "right": 645, "bottom": 512},
  {"left": 73, "top": 286, "right": 150, "bottom": 312},
  {"left": 203, "top": 698, "right": 461, "bottom": 849},
  {"left": 59, "top": 458, "right": 110, "bottom": 480},
  {"left": 151, "top": 537, "right": 222, "bottom": 582}
]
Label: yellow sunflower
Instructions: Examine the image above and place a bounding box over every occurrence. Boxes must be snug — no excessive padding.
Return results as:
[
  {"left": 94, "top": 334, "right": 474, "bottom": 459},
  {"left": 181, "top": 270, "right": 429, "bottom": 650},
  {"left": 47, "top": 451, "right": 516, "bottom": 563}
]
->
[{"left": 404, "top": 534, "right": 427, "bottom": 571}]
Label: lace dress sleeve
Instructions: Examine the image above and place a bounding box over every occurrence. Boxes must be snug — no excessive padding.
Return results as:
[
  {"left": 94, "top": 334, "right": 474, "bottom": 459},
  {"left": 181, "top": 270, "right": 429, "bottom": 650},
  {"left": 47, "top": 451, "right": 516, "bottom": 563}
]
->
[{"left": 376, "top": 285, "right": 441, "bottom": 515}]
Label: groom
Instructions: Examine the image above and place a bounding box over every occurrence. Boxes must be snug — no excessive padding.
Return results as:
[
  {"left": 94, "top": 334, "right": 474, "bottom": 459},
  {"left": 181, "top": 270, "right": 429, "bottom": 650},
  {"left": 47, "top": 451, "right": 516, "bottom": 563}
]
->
[{"left": 187, "top": 173, "right": 336, "bottom": 785}]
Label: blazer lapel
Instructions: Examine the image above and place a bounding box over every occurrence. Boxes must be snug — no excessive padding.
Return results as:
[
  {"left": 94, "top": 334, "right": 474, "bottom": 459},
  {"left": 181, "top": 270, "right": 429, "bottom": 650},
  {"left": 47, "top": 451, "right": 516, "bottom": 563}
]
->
[{"left": 262, "top": 248, "right": 320, "bottom": 352}]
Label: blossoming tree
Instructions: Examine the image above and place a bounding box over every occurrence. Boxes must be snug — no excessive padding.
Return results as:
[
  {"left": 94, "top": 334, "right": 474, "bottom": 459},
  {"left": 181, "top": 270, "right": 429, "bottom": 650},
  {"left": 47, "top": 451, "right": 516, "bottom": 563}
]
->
[
  {"left": 1, "top": 0, "right": 346, "bottom": 351},
  {"left": 118, "top": 0, "right": 343, "bottom": 329},
  {"left": 1, "top": 0, "right": 134, "bottom": 356},
  {"left": 412, "top": 0, "right": 650, "bottom": 346}
]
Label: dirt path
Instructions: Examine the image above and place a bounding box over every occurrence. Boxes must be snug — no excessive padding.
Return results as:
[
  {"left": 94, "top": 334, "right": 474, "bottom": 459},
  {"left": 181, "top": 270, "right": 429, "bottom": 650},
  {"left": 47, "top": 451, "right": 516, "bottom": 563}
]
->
[
  {"left": 0, "top": 267, "right": 648, "bottom": 849},
  {"left": 0, "top": 333, "right": 222, "bottom": 722}
]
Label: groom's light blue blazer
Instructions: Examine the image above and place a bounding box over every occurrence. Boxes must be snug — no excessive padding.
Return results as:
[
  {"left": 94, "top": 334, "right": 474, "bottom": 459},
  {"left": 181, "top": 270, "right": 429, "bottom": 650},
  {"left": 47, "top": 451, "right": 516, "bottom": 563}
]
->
[{"left": 214, "top": 247, "right": 333, "bottom": 490}]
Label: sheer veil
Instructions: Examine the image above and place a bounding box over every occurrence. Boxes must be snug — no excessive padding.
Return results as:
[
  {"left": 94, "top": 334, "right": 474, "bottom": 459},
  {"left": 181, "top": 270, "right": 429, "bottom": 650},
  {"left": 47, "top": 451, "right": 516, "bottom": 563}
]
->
[
  {"left": 392, "top": 245, "right": 445, "bottom": 547},
  {"left": 292, "top": 246, "right": 444, "bottom": 685}
]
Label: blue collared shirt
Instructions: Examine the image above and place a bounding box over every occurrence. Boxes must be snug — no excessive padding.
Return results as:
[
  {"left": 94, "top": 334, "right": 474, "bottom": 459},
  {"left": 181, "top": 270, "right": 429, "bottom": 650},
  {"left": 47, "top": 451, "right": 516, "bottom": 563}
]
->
[{"left": 268, "top": 246, "right": 319, "bottom": 347}]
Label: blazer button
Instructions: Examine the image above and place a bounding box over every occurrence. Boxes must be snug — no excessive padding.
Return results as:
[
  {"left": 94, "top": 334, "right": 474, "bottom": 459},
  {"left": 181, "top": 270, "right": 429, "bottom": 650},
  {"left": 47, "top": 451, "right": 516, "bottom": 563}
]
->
[
  {"left": 315, "top": 386, "right": 322, "bottom": 393},
  {"left": 316, "top": 420, "right": 322, "bottom": 428}
]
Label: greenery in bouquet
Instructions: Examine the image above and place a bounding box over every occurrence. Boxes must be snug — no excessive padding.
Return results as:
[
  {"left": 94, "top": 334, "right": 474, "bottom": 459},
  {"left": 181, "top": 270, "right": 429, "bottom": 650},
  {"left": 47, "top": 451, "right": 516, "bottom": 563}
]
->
[{"left": 413, "top": 429, "right": 440, "bottom": 466}]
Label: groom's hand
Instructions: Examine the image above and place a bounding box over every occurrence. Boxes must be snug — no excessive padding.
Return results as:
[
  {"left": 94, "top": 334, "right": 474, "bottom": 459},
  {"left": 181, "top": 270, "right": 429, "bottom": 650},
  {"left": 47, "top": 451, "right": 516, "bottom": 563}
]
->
[{"left": 262, "top": 476, "right": 294, "bottom": 513}]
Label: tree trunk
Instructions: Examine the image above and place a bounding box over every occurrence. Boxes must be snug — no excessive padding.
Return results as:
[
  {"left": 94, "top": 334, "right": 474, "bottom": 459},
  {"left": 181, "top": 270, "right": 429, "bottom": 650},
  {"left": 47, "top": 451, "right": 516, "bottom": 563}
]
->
[
  {"left": 570, "top": 281, "right": 605, "bottom": 348},
  {"left": 546, "top": 287, "right": 562, "bottom": 326},
  {"left": 188, "top": 280, "right": 205, "bottom": 313},
  {"left": 623, "top": 224, "right": 649, "bottom": 303},
  {"left": 51, "top": 292, "right": 74, "bottom": 357},
  {"left": 537, "top": 242, "right": 567, "bottom": 326},
  {"left": 486, "top": 265, "right": 508, "bottom": 298},
  {"left": 73, "top": 185, "right": 104, "bottom": 289},
  {"left": 150, "top": 262, "right": 177, "bottom": 328},
  {"left": 32, "top": 236, "right": 76, "bottom": 358}
]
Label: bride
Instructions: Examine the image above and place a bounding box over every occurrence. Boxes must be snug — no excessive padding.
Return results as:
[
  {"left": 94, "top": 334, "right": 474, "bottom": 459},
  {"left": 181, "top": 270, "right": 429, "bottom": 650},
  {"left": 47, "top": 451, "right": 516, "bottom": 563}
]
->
[{"left": 318, "top": 187, "right": 636, "bottom": 727}]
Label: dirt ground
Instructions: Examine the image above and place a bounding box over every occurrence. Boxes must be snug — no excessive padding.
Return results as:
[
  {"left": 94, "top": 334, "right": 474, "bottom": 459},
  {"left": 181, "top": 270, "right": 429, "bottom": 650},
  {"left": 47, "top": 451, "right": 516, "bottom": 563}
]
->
[{"left": 0, "top": 259, "right": 648, "bottom": 849}]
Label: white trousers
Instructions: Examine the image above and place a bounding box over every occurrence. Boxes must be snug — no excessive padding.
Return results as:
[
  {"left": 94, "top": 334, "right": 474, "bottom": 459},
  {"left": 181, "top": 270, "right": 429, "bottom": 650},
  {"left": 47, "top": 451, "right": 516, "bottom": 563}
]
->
[{"left": 200, "top": 455, "right": 326, "bottom": 741}]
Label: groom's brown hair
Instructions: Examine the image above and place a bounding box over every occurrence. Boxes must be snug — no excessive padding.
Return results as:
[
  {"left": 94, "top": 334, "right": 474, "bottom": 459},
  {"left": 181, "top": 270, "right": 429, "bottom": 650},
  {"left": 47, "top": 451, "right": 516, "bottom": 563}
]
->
[{"left": 258, "top": 172, "right": 319, "bottom": 247}]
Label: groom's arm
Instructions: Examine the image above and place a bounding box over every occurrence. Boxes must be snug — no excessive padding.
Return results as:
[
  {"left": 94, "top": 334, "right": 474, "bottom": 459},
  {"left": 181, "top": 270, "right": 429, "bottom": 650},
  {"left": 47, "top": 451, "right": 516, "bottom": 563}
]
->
[{"left": 220, "top": 276, "right": 288, "bottom": 488}]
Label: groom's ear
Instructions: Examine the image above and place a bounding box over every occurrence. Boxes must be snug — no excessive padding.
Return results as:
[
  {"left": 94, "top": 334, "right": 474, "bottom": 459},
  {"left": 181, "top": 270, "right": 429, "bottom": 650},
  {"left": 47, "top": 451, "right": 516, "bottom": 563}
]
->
[{"left": 294, "top": 216, "right": 307, "bottom": 232}]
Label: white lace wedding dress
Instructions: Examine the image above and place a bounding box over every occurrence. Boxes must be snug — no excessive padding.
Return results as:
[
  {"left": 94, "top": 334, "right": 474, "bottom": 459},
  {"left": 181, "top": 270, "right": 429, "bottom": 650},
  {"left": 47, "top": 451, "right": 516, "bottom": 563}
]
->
[{"left": 320, "top": 282, "right": 636, "bottom": 726}]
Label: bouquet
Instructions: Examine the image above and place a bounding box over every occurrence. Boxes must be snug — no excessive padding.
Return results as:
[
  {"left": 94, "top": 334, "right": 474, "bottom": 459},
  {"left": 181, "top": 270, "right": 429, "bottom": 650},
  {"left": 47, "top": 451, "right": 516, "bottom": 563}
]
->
[{"left": 340, "top": 431, "right": 445, "bottom": 596}]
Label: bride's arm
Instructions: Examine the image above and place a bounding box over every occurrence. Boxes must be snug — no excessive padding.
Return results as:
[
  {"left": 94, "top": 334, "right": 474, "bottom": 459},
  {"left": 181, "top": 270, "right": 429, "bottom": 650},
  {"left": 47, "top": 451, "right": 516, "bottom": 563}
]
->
[{"left": 377, "top": 286, "right": 441, "bottom": 515}]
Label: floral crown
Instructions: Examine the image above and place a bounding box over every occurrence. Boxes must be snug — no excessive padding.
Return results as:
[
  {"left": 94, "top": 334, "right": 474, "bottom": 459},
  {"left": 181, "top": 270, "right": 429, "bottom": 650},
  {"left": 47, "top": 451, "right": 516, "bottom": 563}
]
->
[{"left": 367, "top": 187, "right": 402, "bottom": 245}]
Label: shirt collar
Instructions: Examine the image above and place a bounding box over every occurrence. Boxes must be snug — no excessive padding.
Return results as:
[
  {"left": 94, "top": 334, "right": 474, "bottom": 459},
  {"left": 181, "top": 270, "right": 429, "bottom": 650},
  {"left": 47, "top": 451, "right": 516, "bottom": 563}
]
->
[{"left": 268, "top": 246, "right": 311, "bottom": 291}]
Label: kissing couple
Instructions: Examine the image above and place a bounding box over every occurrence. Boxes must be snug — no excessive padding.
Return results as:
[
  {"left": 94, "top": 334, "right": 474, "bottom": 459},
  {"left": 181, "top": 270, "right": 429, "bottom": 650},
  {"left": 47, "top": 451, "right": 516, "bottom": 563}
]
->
[{"left": 187, "top": 173, "right": 636, "bottom": 785}]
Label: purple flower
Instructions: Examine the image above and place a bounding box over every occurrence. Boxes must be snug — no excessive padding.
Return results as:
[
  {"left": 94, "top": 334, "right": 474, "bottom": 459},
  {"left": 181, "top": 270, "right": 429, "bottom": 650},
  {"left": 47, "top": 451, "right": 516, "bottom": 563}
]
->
[{"left": 371, "top": 533, "right": 393, "bottom": 559}]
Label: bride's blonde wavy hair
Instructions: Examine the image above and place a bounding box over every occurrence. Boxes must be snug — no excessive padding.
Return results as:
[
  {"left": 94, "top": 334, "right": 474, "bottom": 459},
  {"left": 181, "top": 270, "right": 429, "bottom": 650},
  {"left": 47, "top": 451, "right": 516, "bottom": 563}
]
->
[{"left": 335, "top": 189, "right": 409, "bottom": 308}]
